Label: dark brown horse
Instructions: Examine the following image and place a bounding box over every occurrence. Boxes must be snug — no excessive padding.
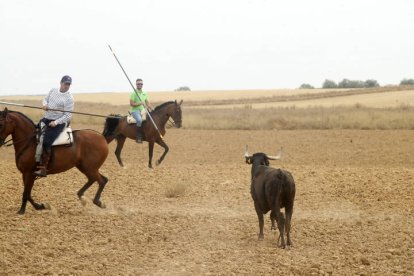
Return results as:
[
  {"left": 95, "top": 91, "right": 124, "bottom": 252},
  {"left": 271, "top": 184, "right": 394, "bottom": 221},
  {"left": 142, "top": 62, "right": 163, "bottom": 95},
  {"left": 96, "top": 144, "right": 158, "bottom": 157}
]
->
[
  {"left": 103, "top": 100, "right": 182, "bottom": 168},
  {"left": 0, "top": 108, "right": 109, "bottom": 214}
]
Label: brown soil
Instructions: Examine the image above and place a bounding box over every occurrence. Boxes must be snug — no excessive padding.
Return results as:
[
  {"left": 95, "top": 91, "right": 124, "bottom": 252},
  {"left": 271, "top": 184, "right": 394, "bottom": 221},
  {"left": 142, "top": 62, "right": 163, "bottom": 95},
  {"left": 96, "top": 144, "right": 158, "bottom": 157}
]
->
[{"left": 0, "top": 129, "right": 413, "bottom": 275}]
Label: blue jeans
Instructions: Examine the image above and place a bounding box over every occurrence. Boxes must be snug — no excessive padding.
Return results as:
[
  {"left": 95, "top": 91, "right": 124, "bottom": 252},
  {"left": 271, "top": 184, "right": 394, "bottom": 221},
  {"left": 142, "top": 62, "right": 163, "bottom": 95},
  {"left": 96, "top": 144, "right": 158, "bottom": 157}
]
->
[
  {"left": 39, "top": 118, "right": 66, "bottom": 151},
  {"left": 131, "top": 110, "right": 142, "bottom": 127}
]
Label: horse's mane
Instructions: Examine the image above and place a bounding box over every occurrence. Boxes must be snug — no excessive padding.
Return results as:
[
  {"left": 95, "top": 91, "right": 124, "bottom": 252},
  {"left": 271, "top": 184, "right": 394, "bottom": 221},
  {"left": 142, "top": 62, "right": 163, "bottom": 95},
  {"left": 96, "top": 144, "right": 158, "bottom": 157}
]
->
[
  {"left": 152, "top": 101, "right": 175, "bottom": 112},
  {"left": 9, "top": 110, "right": 36, "bottom": 127}
]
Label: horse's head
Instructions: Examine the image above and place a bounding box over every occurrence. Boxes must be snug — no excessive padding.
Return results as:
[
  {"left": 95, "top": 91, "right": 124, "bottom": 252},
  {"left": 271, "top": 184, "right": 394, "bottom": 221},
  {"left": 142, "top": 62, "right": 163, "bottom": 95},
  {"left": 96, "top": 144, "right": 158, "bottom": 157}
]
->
[
  {"left": 0, "top": 108, "right": 12, "bottom": 146},
  {"left": 171, "top": 100, "right": 183, "bottom": 128}
]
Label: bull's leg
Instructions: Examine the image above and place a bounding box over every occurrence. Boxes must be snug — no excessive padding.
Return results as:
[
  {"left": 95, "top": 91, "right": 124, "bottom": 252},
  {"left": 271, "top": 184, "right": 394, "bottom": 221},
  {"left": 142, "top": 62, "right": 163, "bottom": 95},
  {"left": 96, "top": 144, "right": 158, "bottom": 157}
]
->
[
  {"left": 93, "top": 174, "right": 108, "bottom": 208},
  {"left": 155, "top": 139, "right": 169, "bottom": 166},
  {"left": 285, "top": 205, "right": 294, "bottom": 247},
  {"left": 114, "top": 135, "right": 126, "bottom": 167},
  {"left": 274, "top": 208, "right": 286, "bottom": 248},
  {"left": 254, "top": 203, "right": 265, "bottom": 240}
]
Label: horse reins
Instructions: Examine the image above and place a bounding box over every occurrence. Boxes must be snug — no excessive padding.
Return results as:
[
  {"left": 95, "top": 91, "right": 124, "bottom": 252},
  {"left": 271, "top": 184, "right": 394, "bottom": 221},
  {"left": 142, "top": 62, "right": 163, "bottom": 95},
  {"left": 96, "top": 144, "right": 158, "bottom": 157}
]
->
[{"left": 0, "top": 132, "right": 36, "bottom": 147}]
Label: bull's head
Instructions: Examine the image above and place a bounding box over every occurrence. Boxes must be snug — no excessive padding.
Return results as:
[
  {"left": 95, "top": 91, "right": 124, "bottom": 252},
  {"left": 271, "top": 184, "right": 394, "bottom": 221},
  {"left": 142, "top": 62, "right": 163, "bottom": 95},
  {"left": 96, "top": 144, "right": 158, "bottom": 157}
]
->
[{"left": 244, "top": 145, "right": 283, "bottom": 165}]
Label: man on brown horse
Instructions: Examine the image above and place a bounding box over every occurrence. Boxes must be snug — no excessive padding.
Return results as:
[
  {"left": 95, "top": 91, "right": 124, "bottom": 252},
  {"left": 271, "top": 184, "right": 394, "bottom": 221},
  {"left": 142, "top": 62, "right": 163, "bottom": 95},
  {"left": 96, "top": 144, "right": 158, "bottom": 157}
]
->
[
  {"left": 34, "top": 75, "right": 74, "bottom": 177},
  {"left": 129, "top": 78, "right": 152, "bottom": 143}
]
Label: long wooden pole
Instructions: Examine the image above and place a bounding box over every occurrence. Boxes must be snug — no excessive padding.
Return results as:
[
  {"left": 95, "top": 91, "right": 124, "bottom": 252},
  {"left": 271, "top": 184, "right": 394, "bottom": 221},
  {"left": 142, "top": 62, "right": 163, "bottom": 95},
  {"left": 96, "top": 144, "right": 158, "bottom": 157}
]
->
[
  {"left": 108, "top": 45, "right": 163, "bottom": 138},
  {"left": 0, "top": 101, "right": 118, "bottom": 118}
]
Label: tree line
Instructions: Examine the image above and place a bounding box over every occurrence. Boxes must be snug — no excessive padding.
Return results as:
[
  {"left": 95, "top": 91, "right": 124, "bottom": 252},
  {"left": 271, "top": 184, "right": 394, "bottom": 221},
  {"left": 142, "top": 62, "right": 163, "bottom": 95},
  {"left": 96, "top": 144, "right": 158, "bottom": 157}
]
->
[{"left": 299, "top": 78, "right": 414, "bottom": 89}]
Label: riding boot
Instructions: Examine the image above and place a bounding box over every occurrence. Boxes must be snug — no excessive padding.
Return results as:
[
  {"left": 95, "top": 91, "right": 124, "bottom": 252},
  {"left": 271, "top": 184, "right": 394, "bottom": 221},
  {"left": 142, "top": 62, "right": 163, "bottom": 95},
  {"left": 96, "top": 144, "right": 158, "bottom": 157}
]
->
[
  {"left": 34, "top": 149, "right": 51, "bottom": 177},
  {"left": 136, "top": 128, "right": 143, "bottom": 143}
]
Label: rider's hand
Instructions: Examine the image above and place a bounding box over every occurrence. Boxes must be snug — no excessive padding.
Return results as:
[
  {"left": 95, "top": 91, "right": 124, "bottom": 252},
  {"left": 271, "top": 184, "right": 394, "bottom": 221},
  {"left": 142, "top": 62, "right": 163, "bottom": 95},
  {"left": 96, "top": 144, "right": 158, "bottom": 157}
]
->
[
  {"left": 42, "top": 105, "right": 48, "bottom": 111},
  {"left": 49, "top": 121, "right": 57, "bottom": 127}
]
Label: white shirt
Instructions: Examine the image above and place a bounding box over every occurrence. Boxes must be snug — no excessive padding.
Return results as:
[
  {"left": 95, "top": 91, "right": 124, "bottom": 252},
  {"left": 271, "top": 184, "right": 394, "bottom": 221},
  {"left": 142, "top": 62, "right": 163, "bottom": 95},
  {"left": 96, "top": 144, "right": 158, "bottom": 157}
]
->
[{"left": 42, "top": 88, "right": 74, "bottom": 125}]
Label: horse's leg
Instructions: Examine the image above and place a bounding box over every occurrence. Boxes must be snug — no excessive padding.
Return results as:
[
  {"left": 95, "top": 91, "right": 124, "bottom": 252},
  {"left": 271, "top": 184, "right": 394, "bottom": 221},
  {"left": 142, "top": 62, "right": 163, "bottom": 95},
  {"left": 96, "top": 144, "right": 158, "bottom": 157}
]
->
[
  {"left": 114, "top": 135, "right": 126, "bottom": 167},
  {"left": 155, "top": 139, "right": 169, "bottom": 166},
  {"left": 93, "top": 174, "right": 108, "bottom": 208},
  {"left": 76, "top": 167, "right": 108, "bottom": 208},
  {"left": 105, "top": 135, "right": 115, "bottom": 144},
  {"left": 148, "top": 141, "right": 154, "bottom": 168},
  {"left": 19, "top": 173, "right": 46, "bottom": 214},
  {"left": 77, "top": 177, "right": 95, "bottom": 199}
]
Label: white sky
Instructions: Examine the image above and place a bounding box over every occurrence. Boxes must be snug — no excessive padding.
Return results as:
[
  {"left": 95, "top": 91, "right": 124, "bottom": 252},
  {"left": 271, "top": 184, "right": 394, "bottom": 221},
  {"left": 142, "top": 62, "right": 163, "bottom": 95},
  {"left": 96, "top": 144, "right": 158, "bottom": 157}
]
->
[{"left": 0, "top": 0, "right": 413, "bottom": 95}]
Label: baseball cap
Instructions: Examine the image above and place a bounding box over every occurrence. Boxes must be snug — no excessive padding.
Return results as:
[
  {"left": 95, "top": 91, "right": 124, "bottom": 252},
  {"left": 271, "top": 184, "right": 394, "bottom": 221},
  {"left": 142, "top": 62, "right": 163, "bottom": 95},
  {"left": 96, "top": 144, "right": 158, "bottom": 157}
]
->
[{"left": 61, "top": 75, "right": 72, "bottom": 84}]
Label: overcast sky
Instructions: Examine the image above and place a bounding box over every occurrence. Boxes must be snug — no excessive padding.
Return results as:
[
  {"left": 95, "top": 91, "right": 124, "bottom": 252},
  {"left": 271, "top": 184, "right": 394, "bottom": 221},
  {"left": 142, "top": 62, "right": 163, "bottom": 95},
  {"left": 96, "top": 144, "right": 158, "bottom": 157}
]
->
[{"left": 0, "top": 0, "right": 413, "bottom": 95}]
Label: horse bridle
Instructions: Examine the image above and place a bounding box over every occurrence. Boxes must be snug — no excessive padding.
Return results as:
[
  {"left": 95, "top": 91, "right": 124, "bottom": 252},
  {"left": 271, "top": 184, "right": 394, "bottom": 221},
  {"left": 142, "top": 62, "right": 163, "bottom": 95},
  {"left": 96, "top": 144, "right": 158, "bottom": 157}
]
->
[
  {"left": 167, "top": 105, "right": 182, "bottom": 128},
  {"left": 0, "top": 117, "right": 37, "bottom": 147}
]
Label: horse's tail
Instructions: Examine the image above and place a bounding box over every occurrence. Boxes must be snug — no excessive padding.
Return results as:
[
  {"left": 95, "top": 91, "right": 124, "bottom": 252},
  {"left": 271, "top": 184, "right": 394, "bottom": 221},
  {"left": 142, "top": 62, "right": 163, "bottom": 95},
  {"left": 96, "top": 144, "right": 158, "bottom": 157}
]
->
[{"left": 102, "top": 115, "right": 122, "bottom": 140}]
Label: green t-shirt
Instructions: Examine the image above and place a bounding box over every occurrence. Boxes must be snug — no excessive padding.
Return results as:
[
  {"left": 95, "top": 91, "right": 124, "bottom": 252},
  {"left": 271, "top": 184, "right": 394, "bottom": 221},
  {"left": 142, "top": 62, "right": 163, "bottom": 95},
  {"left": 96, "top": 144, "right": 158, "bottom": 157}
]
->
[{"left": 130, "top": 90, "right": 148, "bottom": 112}]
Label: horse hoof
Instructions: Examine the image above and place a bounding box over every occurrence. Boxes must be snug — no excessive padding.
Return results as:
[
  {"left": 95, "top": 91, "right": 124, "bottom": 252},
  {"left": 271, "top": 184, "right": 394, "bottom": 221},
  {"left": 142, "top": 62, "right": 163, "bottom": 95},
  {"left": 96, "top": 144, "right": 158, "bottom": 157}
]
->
[
  {"left": 43, "top": 203, "right": 51, "bottom": 210},
  {"left": 17, "top": 210, "right": 25, "bottom": 215},
  {"left": 156, "top": 160, "right": 161, "bottom": 166},
  {"left": 258, "top": 234, "right": 264, "bottom": 241},
  {"left": 94, "top": 201, "right": 106, "bottom": 208}
]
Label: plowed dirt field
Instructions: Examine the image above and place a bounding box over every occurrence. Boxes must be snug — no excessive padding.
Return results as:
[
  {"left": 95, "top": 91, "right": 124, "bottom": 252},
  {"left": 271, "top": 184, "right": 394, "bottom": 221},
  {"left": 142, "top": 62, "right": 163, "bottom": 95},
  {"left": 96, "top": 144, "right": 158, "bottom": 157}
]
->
[{"left": 1, "top": 129, "right": 413, "bottom": 275}]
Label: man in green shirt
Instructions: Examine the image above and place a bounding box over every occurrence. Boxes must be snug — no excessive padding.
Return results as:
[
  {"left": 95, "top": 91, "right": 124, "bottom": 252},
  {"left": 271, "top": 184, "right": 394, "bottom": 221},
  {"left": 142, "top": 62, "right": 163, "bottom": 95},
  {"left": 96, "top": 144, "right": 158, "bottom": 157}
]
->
[{"left": 130, "top": 78, "right": 151, "bottom": 143}]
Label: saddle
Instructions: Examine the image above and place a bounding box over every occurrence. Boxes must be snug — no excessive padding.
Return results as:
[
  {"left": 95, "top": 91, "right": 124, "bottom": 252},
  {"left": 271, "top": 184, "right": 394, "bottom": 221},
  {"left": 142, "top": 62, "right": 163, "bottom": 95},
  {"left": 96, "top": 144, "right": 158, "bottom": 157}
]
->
[
  {"left": 52, "top": 127, "right": 73, "bottom": 146},
  {"left": 36, "top": 123, "right": 74, "bottom": 146}
]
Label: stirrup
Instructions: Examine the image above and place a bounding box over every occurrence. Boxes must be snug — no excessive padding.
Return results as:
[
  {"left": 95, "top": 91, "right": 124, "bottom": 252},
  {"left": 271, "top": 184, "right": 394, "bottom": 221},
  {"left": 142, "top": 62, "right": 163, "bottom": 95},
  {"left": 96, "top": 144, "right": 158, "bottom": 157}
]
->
[
  {"left": 136, "top": 130, "right": 143, "bottom": 143},
  {"left": 34, "top": 166, "right": 47, "bottom": 177}
]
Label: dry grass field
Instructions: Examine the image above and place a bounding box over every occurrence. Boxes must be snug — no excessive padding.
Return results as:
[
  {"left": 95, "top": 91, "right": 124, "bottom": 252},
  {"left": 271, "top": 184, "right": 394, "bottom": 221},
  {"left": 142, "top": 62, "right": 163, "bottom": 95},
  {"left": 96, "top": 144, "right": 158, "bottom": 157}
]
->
[
  {"left": 3, "top": 86, "right": 414, "bottom": 108},
  {"left": 2, "top": 87, "right": 414, "bottom": 130},
  {"left": 0, "top": 88, "right": 413, "bottom": 275}
]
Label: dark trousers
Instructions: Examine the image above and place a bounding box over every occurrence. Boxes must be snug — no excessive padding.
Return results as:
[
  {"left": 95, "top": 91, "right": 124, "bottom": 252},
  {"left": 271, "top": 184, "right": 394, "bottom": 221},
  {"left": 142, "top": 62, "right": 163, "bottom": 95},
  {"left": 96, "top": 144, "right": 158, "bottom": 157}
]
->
[{"left": 39, "top": 118, "right": 66, "bottom": 151}]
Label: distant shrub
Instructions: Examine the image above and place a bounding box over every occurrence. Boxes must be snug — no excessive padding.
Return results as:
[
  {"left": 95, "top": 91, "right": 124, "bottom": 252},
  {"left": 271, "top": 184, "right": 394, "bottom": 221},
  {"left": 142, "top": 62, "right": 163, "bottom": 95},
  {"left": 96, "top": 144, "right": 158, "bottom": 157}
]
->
[
  {"left": 165, "top": 182, "right": 187, "bottom": 198},
  {"left": 175, "top": 86, "right": 191, "bottom": 91},
  {"left": 299, "top": 83, "right": 314, "bottom": 89}
]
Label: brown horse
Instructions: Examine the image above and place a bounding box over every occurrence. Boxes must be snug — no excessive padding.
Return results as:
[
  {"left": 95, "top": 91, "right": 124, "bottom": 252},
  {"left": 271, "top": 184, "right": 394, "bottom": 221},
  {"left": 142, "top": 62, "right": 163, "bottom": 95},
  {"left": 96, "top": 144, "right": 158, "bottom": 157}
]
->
[
  {"left": 0, "top": 108, "right": 109, "bottom": 214},
  {"left": 103, "top": 100, "right": 182, "bottom": 168}
]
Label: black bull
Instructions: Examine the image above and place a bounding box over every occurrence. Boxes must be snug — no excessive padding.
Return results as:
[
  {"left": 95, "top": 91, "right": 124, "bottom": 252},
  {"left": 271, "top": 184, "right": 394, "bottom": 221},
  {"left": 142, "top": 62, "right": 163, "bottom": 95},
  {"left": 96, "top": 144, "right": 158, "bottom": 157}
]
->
[{"left": 245, "top": 147, "right": 296, "bottom": 248}]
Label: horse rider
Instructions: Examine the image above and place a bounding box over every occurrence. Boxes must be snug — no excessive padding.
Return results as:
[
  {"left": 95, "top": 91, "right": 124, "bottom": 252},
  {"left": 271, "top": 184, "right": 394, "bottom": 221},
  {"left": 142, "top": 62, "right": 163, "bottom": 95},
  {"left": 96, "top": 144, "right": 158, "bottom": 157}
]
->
[
  {"left": 129, "top": 78, "right": 152, "bottom": 143},
  {"left": 34, "top": 75, "right": 74, "bottom": 177}
]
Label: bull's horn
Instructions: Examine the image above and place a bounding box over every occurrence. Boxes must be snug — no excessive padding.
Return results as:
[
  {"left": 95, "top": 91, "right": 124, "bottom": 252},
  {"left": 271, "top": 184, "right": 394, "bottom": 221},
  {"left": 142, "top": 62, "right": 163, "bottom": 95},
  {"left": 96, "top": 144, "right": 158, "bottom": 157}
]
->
[
  {"left": 244, "top": 145, "right": 251, "bottom": 158},
  {"left": 266, "top": 147, "right": 283, "bottom": 160}
]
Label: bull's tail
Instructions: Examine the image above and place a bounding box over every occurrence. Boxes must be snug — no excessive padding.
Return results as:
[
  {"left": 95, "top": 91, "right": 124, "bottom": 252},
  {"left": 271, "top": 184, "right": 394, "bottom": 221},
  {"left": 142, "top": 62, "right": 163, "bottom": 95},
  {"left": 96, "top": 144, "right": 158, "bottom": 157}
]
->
[{"left": 280, "top": 169, "right": 295, "bottom": 247}]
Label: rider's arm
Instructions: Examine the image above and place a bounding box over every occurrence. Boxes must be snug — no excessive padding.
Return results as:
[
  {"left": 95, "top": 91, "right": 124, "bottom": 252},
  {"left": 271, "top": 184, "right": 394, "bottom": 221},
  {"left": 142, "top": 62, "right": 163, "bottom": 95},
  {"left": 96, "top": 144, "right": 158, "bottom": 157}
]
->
[{"left": 130, "top": 99, "right": 142, "bottom": 107}]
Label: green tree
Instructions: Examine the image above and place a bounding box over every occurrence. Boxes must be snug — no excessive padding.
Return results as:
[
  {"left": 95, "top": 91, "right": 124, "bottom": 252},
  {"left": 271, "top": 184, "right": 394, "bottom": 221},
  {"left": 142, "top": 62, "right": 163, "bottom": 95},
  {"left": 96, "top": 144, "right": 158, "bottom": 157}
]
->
[
  {"left": 400, "top": 78, "right": 414, "bottom": 86},
  {"left": 322, "top": 79, "right": 337, "bottom": 88},
  {"left": 364, "top": 79, "right": 380, "bottom": 88},
  {"left": 175, "top": 86, "right": 191, "bottom": 91}
]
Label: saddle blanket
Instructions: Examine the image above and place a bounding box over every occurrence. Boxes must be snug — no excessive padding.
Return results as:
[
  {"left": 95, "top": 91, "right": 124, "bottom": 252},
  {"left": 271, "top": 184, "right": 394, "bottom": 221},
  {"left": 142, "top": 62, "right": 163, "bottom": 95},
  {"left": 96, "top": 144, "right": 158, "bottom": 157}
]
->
[
  {"left": 127, "top": 110, "right": 146, "bottom": 124},
  {"left": 52, "top": 127, "right": 73, "bottom": 146}
]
